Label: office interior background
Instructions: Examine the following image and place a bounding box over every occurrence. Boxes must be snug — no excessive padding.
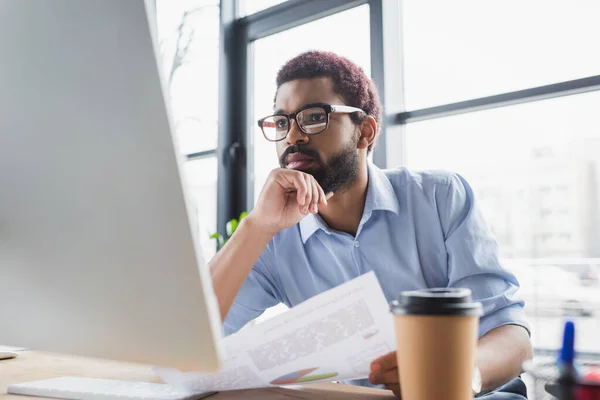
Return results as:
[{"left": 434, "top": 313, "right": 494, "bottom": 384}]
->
[{"left": 156, "top": 0, "right": 600, "bottom": 356}]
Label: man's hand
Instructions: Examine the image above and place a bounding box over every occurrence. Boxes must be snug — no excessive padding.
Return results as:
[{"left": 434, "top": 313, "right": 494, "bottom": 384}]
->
[
  {"left": 369, "top": 351, "right": 401, "bottom": 398},
  {"left": 249, "top": 168, "right": 333, "bottom": 235}
]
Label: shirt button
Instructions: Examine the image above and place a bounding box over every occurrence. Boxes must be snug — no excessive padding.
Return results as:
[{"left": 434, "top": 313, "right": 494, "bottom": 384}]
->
[{"left": 354, "top": 240, "right": 360, "bottom": 248}]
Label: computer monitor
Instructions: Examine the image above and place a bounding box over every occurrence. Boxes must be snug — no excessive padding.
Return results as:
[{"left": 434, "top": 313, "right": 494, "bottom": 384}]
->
[{"left": 0, "top": 0, "right": 222, "bottom": 373}]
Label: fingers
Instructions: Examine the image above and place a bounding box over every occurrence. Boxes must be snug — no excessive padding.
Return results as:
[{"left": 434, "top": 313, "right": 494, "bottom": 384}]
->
[
  {"left": 369, "top": 368, "right": 399, "bottom": 385},
  {"left": 316, "top": 181, "right": 327, "bottom": 206},
  {"left": 371, "top": 351, "right": 398, "bottom": 373},
  {"left": 272, "top": 169, "right": 333, "bottom": 215},
  {"left": 310, "top": 177, "right": 320, "bottom": 213},
  {"left": 297, "top": 173, "right": 328, "bottom": 215},
  {"left": 302, "top": 174, "right": 313, "bottom": 214},
  {"left": 370, "top": 351, "right": 400, "bottom": 394},
  {"left": 303, "top": 174, "right": 324, "bottom": 214},
  {"left": 274, "top": 170, "right": 307, "bottom": 207},
  {"left": 384, "top": 383, "right": 401, "bottom": 398}
]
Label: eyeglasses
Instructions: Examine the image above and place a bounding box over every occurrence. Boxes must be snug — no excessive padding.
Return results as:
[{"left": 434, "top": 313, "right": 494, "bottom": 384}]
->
[{"left": 257, "top": 104, "right": 364, "bottom": 142}]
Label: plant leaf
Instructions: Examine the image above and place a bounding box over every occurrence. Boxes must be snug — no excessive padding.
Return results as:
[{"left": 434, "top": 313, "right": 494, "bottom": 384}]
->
[
  {"left": 239, "top": 211, "right": 248, "bottom": 221},
  {"left": 226, "top": 219, "right": 238, "bottom": 237},
  {"left": 209, "top": 232, "right": 220, "bottom": 239}
]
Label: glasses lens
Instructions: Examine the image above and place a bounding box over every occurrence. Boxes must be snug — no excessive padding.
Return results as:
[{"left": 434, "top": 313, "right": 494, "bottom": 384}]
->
[
  {"left": 261, "top": 115, "right": 289, "bottom": 141},
  {"left": 297, "top": 107, "right": 327, "bottom": 134}
]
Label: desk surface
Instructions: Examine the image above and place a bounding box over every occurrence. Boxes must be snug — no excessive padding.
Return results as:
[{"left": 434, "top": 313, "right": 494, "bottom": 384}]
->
[{"left": 0, "top": 351, "right": 396, "bottom": 399}]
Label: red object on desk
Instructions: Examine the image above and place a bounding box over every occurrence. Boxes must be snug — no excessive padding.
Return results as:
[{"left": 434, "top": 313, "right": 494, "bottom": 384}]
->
[
  {"left": 584, "top": 367, "right": 600, "bottom": 383},
  {"left": 576, "top": 385, "right": 600, "bottom": 400},
  {"left": 577, "top": 367, "right": 600, "bottom": 399}
]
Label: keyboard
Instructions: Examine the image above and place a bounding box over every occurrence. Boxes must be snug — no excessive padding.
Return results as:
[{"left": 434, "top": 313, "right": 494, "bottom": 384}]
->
[{"left": 7, "top": 377, "right": 216, "bottom": 400}]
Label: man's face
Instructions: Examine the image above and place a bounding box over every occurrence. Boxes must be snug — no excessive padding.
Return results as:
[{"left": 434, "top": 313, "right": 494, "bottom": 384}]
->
[{"left": 274, "top": 77, "right": 359, "bottom": 194}]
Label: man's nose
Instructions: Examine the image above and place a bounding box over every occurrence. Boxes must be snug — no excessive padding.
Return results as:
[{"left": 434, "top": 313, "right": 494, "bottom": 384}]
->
[{"left": 286, "top": 119, "right": 309, "bottom": 145}]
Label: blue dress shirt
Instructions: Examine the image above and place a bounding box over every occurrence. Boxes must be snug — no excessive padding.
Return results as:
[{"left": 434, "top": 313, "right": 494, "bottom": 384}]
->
[{"left": 224, "top": 162, "right": 529, "bottom": 387}]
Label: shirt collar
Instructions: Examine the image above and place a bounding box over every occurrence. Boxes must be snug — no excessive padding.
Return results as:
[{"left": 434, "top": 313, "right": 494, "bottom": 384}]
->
[{"left": 299, "top": 161, "right": 400, "bottom": 243}]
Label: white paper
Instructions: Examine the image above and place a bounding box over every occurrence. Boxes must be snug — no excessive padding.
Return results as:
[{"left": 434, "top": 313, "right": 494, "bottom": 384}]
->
[
  {"left": 156, "top": 271, "right": 396, "bottom": 393},
  {"left": 0, "top": 345, "right": 28, "bottom": 352}
]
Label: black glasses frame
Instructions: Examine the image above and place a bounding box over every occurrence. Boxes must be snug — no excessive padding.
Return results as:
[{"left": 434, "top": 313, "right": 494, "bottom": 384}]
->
[{"left": 257, "top": 104, "right": 364, "bottom": 142}]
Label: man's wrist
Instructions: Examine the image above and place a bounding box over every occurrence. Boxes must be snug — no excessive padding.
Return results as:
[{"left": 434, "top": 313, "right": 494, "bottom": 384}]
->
[{"left": 242, "top": 213, "right": 278, "bottom": 240}]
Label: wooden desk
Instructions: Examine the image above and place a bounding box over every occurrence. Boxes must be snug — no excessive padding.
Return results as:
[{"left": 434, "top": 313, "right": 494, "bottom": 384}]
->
[{"left": 0, "top": 351, "right": 396, "bottom": 399}]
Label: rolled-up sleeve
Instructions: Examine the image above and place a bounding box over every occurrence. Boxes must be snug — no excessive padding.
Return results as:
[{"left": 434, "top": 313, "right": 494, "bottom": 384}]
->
[
  {"left": 437, "top": 173, "right": 530, "bottom": 337},
  {"left": 222, "top": 247, "right": 281, "bottom": 336}
]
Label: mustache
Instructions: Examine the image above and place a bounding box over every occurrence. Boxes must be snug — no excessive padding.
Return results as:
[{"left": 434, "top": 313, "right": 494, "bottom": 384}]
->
[{"left": 279, "top": 145, "right": 322, "bottom": 166}]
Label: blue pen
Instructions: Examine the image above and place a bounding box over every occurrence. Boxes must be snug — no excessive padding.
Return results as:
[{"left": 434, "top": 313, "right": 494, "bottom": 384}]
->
[{"left": 558, "top": 321, "right": 578, "bottom": 400}]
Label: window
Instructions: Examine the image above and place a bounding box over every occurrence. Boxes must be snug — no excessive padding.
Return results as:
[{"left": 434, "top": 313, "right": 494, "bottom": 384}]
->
[
  {"left": 402, "top": 0, "right": 600, "bottom": 109},
  {"left": 156, "top": 0, "right": 220, "bottom": 155},
  {"left": 559, "top": 233, "right": 572, "bottom": 241},
  {"left": 182, "top": 157, "right": 219, "bottom": 261},
  {"left": 540, "top": 209, "right": 552, "bottom": 218},
  {"left": 239, "top": 0, "right": 288, "bottom": 17},
  {"left": 403, "top": 90, "right": 600, "bottom": 352},
  {"left": 405, "top": 91, "right": 600, "bottom": 260},
  {"left": 157, "top": 0, "right": 220, "bottom": 258},
  {"left": 251, "top": 5, "right": 371, "bottom": 204}
]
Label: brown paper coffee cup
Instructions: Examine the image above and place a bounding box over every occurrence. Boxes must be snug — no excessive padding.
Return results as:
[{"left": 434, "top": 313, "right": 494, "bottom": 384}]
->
[{"left": 390, "top": 288, "right": 482, "bottom": 400}]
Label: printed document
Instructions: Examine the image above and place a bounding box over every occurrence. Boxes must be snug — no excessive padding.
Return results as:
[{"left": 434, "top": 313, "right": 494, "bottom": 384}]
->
[{"left": 156, "top": 271, "right": 395, "bottom": 392}]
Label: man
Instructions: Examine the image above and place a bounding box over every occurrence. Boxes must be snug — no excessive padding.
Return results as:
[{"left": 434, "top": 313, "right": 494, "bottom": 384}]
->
[{"left": 210, "top": 50, "right": 532, "bottom": 398}]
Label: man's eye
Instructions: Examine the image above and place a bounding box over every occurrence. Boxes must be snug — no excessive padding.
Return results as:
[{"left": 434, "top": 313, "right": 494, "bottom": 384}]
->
[
  {"left": 276, "top": 119, "right": 288, "bottom": 128},
  {"left": 309, "top": 113, "right": 325, "bottom": 122}
]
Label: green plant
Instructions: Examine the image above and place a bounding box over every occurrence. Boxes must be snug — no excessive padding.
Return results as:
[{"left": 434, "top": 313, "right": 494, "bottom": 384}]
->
[{"left": 210, "top": 211, "right": 248, "bottom": 250}]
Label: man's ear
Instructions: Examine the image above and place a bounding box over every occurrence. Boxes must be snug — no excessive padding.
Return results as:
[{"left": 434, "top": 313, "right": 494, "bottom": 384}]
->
[{"left": 357, "top": 116, "right": 377, "bottom": 150}]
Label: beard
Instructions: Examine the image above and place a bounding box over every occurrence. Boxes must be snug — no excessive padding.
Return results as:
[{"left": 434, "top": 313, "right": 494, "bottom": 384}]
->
[{"left": 278, "top": 137, "right": 359, "bottom": 194}]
